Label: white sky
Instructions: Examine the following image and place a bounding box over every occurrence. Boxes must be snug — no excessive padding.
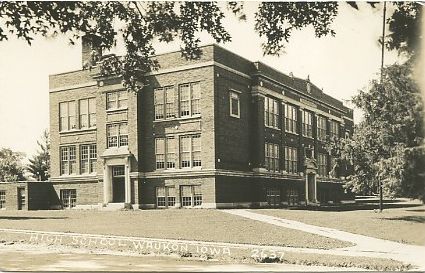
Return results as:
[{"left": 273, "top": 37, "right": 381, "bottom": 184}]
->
[{"left": 0, "top": 2, "right": 403, "bottom": 158}]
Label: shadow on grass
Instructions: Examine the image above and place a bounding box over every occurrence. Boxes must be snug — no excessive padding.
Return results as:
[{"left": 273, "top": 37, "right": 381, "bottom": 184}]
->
[
  {"left": 383, "top": 215, "right": 425, "bottom": 223},
  {"left": 0, "top": 216, "right": 68, "bottom": 220}
]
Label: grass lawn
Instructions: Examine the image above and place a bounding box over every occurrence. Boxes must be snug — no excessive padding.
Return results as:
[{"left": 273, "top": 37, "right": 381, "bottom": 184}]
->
[
  {"left": 276, "top": 251, "right": 410, "bottom": 271},
  {"left": 253, "top": 204, "right": 425, "bottom": 245},
  {"left": 0, "top": 209, "right": 352, "bottom": 249}
]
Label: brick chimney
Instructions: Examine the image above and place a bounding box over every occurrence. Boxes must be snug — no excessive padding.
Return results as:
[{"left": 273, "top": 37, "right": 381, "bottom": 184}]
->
[{"left": 82, "top": 35, "right": 102, "bottom": 69}]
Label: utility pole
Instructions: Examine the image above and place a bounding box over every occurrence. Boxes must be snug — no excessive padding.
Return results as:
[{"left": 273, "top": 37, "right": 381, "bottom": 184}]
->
[{"left": 379, "top": 1, "right": 387, "bottom": 212}]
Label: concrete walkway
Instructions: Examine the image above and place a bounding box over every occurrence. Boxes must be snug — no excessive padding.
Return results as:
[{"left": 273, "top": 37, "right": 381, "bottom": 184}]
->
[{"left": 223, "top": 209, "right": 425, "bottom": 270}]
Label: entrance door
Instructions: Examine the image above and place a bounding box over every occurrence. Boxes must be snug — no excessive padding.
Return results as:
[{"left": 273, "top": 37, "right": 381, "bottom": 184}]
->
[
  {"left": 266, "top": 188, "right": 281, "bottom": 208},
  {"left": 17, "top": 187, "right": 25, "bottom": 210},
  {"left": 112, "top": 177, "right": 125, "bottom": 202},
  {"left": 307, "top": 173, "right": 316, "bottom": 202},
  {"left": 112, "top": 166, "right": 125, "bottom": 203}
]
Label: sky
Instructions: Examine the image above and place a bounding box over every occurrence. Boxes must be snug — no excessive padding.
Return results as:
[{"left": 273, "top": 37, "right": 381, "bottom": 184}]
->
[{"left": 0, "top": 2, "right": 403, "bottom": 159}]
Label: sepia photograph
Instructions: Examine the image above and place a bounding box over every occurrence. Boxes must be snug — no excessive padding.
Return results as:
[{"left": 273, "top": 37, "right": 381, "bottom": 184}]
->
[{"left": 0, "top": 1, "right": 424, "bottom": 271}]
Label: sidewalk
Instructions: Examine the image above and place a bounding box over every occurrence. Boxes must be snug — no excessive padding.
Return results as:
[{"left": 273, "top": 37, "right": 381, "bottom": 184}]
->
[{"left": 222, "top": 209, "right": 425, "bottom": 270}]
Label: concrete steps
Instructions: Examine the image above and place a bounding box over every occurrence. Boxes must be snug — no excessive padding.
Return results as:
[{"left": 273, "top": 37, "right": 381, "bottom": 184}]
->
[{"left": 101, "top": 203, "right": 126, "bottom": 211}]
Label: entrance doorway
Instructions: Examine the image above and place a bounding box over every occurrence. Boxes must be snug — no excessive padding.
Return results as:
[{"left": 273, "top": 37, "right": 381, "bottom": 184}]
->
[
  {"left": 17, "top": 187, "right": 25, "bottom": 210},
  {"left": 266, "top": 187, "right": 281, "bottom": 207},
  {"left": 112, "top": 166, "right": 125, "bottom": 203}
]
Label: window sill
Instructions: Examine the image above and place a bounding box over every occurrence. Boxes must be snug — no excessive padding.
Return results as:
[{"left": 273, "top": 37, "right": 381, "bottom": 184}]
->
[
  {"left": 155, "top": 167, "right": 202, "bottom": 172},
  {"left": 59, "top": 127, "right": 96, "bottom": 135},
  {"left": 265, "top": 125, "right": 281, "bottom": 131},
  {"left": 302, "top": 135, "right": 314, "bottom": 140},
  {"left": 106, "top": 107, "right": 128, "bottom": 113},
  {"left": 153, "top": 115, "right": 201, "bottom": 123},
  {"left": 282, "top": 171, "right": 300, "bottom": 175},
  {"left": 154, "top": 168, "right": 177, "bottom": 172},
  {"left": 106, "top": 145, "right": 129, "bottom": 150},
  {"left": 230, "top": 114, "right": 240, "bottom": 119},
  {"left": 284, "top": 130, "right": 299, "bottom": 136}
]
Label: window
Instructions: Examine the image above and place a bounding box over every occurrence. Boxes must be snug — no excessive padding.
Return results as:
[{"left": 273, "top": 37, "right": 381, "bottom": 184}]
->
[
  {"left": 156, "top": 186, "right": 176, "bottom": 208},
  {"left": 193, "top": 185, "right": 202, "bottom": 206},
  {"left": 107, "top": 123, "right": 128, "bottom": 148},
  {"left": 264, "top": 97, "right": 279, "bottom": 128},
  {"left": 166, "top": 137, "right": 176, "bottom": 169},
  {"left": 60, "top": 146, "right": 76, "bottom": 175},
  {"left": 155, "top": 138, "right": 165, "bottom": 169},
  {"left": 60, "top": 189, "right": 76, "bottom": 209},
  {"left": 284, "top": 104, "right": 297, "bottom": 134},
  {"left": 154, "top": 86, "right": 176, "bottom": 120},
  {"left": 265, "top": 143, "right": 279, "bottom": 172},
  {"left": 59, "top": 101, "right": 76, "bottom": 131},
  {"left": 192, "top": 135, "right": 201, "bottom": 167},
  {"left": 79, "top": 98, "right": 96, "bottom": 129},
  {"left": 106, "top": 90, "right": 128, "bottom": 110},
  {"left": 112, "top": 166, "right": 125, "bottom": 177},
  {"left": 301, "top": 110, "right": 313, "bottom": 137},
  {"left": 191, "top": 82, "right": 201, "bottom": 115},
  {"left": 330, "top": 120, "right": 339, "bottom": 139},
  {"left": 0, "top": 190, "right": 5, "bottom": 209},
  {"left": 288, "top": 187, "right": 299, "bottom": 205},
  {"left": 80, "top": 144, "right": 97, "bottom": 174},
  {"left": 284, "top": 147, "right": 298, "bottom": 174},
  {"left": 165, "top": 87, "right": 175, "bottom": 118},
  {"left": 180, "top": 134, "right": 201, "bottom": 168},
  {"left": 180, "top": 136, "right": 191, "bottom": 168},
  {"left": 180, "top": 185, "right": 202, "bottom": 207},
  {"left": 229, "top": 91, "right": 240, "bottom": 118},
  {"left": 155, "top": 137, "right": 177, "bottom": 170},
  {"left": 317, "top": 116, "right": 327, "bottom": 141},
  {"left": 179, "top": 82, "right": 201, "bottom": 117},
  {"left": 154, "top": 88, "right": 165, "bottom": 120},
  {"left": 318, "top": 153, "right": 328, "bottom": 177},
  {"left": 266, "top": 188, "right": 281, "bottom": 207}
]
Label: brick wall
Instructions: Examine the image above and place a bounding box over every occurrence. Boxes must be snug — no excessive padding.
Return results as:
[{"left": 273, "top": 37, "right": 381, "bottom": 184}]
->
[
  {"left": 51, "top": 181, "right": 101, "bottom": 208},
  {"left": 49, "top": 84, "right": 98, "bottom": 178},
  {"left": 214, "top": 66, "right": 252, "bottom": 171},
  {"left": 141, "top": 176, "right": 215, "bottom": 207},
  {"left": 140, "top": 66, "right": 215, "bottom": 172},
  {"left": 0, "top": 183, "right": 21, "bottom": 210}
]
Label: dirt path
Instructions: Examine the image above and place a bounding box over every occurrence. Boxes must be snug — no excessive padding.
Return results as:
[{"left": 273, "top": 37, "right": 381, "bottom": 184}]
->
[{"left": 222, "top": 209, "right": 425, "bottom": 270}]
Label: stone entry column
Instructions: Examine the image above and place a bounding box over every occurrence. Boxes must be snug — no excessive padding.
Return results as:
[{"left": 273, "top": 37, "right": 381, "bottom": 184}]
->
[
  {"left": 124, "top": 156, "right": 131, "bottom": 204},
  {"left": 306, "top": 173, "right": 317, "bottom": 203},
  {"left": 304, "top": 158, "right": 318, "bottom": 204},
  {"left": 103, "top": 165, "right": 112, "bottom": 204}
]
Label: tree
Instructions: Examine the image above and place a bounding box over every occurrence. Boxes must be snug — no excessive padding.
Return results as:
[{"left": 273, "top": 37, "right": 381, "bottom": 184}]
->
[
  {"left": 0, "top": 2, "right": 421, "bottom": 91},
  {"left": 0, "top": 148, "right": 26, "bottom": 182},
  {"left": 342, "top": 61, "right": 425, "bottom": 201},
  {"left": 27, "top": 129, "right": 50, "bottom": 181}
]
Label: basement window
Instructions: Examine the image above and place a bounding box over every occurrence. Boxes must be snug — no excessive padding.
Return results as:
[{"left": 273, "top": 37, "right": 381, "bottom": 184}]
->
[
  {"left": 0, "top": 190, "right": 5, "bottom": 209},
  {"left": 60, "top": 189, "right": 76, "bottom": 209},
  {"left": 180, "top": 185, "right": 202, "bottom": 207}
]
